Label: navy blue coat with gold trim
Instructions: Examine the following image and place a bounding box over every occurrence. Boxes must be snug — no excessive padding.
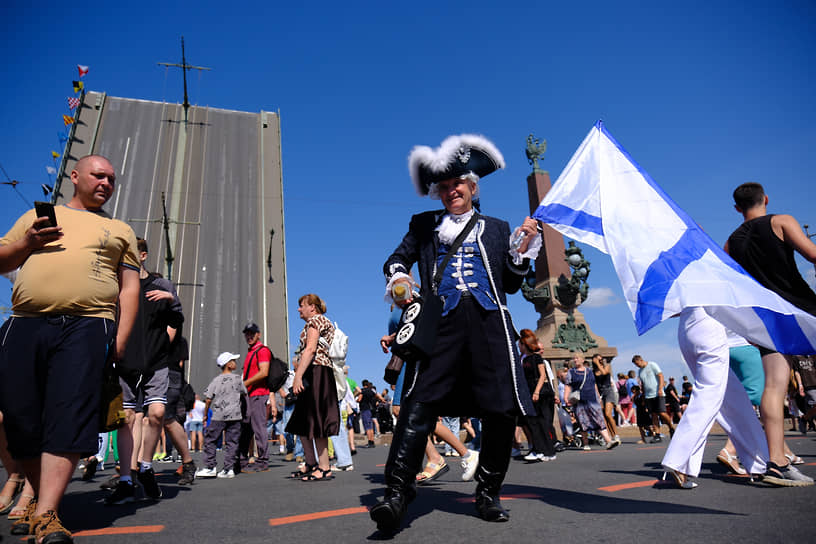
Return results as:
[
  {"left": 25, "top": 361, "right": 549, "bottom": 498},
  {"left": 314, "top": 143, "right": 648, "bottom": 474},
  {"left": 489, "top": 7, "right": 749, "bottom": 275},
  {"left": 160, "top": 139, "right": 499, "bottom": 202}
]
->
[{"left": 384, "top": 210, "right": 536, "bottom": 416}]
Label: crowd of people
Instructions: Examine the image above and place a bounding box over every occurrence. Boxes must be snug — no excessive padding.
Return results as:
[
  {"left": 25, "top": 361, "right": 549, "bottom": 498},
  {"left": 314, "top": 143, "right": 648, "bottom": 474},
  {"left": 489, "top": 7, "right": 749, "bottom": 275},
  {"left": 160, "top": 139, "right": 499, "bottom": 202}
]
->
[{"left": 1, "top": 139, "right": 815, "bottom": 543}]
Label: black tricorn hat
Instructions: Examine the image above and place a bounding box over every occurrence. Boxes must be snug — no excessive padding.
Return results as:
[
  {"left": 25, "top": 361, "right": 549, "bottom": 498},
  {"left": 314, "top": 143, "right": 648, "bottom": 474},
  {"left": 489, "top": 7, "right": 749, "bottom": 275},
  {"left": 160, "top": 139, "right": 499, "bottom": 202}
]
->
[{"left": 408, "top": 134, "right": 505, "bottom": 197}]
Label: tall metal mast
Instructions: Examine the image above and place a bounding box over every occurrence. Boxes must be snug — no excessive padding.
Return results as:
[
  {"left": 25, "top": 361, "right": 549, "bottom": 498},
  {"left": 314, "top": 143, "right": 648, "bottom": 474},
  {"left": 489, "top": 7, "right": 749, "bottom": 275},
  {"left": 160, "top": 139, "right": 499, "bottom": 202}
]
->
[{"left": 157, "top": 36, "right": 211, "bottom": 125}]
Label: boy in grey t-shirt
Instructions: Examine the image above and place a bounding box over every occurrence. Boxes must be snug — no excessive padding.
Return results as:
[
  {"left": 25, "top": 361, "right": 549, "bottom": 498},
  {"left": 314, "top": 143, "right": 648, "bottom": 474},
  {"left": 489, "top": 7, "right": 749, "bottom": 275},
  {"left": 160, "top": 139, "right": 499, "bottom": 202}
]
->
[{"left": 195, "top": 352, "right": 247, "bottom": 479}]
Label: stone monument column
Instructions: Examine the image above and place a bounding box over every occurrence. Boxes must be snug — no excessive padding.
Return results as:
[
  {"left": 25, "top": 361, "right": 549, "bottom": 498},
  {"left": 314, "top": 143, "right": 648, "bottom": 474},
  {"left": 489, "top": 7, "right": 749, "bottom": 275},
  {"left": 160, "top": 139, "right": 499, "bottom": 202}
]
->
[{"left": 522, "top": 135, "right": 617, "bottom": 369}]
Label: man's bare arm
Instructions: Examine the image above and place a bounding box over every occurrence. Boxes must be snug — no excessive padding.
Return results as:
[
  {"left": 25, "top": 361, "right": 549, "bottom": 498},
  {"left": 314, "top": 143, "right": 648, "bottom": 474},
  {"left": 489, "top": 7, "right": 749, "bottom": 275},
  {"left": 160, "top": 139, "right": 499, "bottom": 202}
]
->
[
  {"left": 775, "top": 214, "right": 816, "bottom": 263},
  {"left": 244, "top": 361, "right": 270, "bottom": 389},
  {"left": 0, "top": 217, "right": 62, "bottom": 273},
  {"left": 115, "top": 267, "right": 140, "bottom": 361}
]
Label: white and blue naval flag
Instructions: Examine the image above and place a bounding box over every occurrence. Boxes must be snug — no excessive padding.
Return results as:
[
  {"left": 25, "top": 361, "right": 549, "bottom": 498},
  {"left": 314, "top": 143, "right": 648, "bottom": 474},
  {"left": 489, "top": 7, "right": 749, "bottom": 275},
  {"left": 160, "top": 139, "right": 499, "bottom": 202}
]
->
[{"left": 533, "top": 121, "right": 816, "bottom": 355}]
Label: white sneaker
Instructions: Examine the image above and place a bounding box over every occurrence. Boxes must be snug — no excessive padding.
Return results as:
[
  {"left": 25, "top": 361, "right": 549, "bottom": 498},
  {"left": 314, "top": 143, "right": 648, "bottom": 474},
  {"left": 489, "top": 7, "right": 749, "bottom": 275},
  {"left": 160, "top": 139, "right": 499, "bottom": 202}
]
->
[
  {"left": 606, "top": 438, "right": 621, "bottom": 450},
  {"left": 523, "top": 451, "right": 541, "bottom": 462},
  {"left": 538, "top": 454, "right": 556, "bottom": 461},
  {"left": 461, "top": 449, "right": 479, "bottom": 481},
  {"left": 195, "top": 467, "right": 217, "bottom": 478},
  {"left": 217, "top": 469, "right": 235, "bottom": 479}
]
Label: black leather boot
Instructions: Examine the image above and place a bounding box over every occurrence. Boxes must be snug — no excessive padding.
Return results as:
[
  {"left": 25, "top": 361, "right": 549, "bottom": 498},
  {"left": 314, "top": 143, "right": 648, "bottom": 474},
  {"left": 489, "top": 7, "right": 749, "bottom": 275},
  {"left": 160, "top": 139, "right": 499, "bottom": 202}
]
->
[
  {"left": 474, "top": 466, "right": 510, "bottom": 522},
  {"left": 370, "top": 400, "right": 436, "bottom": 533},
  {"left": 473, "top": 414, "right": 514, "bottom": 522}
]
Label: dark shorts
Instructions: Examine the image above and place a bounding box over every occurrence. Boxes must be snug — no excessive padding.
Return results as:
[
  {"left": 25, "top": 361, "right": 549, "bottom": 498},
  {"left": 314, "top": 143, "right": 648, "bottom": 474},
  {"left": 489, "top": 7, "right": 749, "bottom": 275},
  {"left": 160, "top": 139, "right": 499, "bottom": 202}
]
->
[
  {"left": 164, "top": 370, "right": 186, "bottom": 424},
  {"left": 361, "top": 409, "right": 374, "bottom": 431},
  {"left": 120, "top": 367, "right": 169, "bottom": 410},
  {"left": 757, "top": 345, "right": 776, "bottom": 357},
  {"left": 0, "top": 315, "right": 115, "bottom": 458},
  {"left": 647, "top": 396, "right": 667, "bottom": 414},
  {"left": 599, "top": 385, "right": 618, "bottom": 405}
]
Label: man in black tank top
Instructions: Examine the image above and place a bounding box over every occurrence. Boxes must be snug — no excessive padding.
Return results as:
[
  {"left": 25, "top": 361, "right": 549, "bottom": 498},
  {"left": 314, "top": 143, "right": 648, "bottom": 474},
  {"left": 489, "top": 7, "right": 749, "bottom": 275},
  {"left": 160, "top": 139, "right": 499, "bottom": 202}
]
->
[{"left": 725, "top": 182, "right": 816, "bottom": 487}]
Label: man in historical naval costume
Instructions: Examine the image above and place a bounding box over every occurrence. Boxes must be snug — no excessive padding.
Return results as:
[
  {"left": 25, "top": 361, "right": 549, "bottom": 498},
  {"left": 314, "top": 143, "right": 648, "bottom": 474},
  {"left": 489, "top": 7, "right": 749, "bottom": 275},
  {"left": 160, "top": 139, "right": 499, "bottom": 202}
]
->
[{"left": 371, "top": 134, "right": 541, "bottom": 532}]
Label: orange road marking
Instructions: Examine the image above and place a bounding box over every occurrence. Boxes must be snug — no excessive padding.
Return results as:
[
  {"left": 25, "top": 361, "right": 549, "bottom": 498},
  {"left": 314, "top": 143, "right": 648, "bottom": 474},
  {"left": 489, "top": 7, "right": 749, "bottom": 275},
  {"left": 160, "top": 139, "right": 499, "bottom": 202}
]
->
[
  {"left": 376, "top": 463, "right": 385, "bottom": 467},
  {"left": 269, "top": 507, "right": 368, "bottom": 526},
  {"left": 72, "top": 525, "right": 165, "bottom": 536},
  {"left": 599, "top": 479, "right": 659, "bottom": 492}
]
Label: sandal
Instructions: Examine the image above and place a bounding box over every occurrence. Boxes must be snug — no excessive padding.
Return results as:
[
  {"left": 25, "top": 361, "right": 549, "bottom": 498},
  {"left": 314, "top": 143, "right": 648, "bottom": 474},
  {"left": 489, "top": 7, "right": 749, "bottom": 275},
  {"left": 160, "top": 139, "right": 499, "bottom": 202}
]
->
[
  {"left": 0, "top": 477, "right": 25, "bottom": 515},
  {"left": 663, "top": 468, "right": 697, "bottom": 489},
  {"left": 785, "top": 453, "right": 805, "bottom": 465},
  {"left": 302, "top": 467, "right": 334, "bottom": 481},
  {"left": 763, "top": 461, "right": 814, "bottom": 487},
  {"left": 290, "top": 464, "right": 316, "bottom": 479},
  {"left": 416, "top": 461, "right": 449, "bottom": 486},
  {"left": 8, "top": 493, "right": 35, "bottom": 520},
  {"left": 716, "top": 448, "right": 747, "bottom": 475}
]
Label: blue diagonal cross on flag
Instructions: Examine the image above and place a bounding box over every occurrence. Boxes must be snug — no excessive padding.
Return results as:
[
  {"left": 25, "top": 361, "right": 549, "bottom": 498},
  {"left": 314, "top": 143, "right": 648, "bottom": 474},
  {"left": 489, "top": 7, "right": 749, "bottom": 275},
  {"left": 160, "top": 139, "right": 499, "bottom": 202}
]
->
[{"left": 533, "top": 121, "right": 816, "bottom": 355}]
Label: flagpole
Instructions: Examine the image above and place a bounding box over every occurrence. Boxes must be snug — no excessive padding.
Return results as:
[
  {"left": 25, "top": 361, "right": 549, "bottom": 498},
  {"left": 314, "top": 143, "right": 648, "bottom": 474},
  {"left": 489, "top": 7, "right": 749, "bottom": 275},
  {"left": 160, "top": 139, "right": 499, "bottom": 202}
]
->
[{"left": 52, "top": 89, "right": 84, "bottom": 204}]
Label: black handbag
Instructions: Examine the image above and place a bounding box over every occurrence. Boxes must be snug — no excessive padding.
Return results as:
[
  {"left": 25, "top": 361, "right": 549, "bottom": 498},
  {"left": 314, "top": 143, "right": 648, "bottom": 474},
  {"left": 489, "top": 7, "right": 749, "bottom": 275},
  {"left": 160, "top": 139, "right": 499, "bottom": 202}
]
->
[
  {"left": 383, "top": 353, "right": 405, "bottom": 385},
  {"left": 391, "top": 213, "right": 479, "bottom": 362}
]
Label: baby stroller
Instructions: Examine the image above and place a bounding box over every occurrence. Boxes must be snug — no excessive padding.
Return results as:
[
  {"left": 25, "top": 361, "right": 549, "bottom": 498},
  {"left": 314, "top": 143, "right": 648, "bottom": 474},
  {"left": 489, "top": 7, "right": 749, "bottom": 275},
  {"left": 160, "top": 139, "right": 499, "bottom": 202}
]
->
[{"left": 565, "top": 405, "right": 606, "bottom": 447}]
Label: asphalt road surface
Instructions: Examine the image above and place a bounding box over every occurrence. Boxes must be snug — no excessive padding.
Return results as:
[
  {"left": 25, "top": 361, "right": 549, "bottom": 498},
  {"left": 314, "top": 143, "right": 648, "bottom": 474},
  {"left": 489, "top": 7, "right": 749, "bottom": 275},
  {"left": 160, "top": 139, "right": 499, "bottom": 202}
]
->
[{"left": 2, "top": 430, "right": 815, "bottom": 543}]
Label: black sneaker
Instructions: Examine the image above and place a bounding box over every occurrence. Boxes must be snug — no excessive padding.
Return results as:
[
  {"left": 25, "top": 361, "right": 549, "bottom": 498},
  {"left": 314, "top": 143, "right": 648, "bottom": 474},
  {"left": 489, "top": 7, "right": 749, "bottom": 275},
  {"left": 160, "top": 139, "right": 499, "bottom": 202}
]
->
[
  {"left": 104, "top": 480, "right": 136, "bottom": 505},
  {"left": 177, "top": 461, "right": 196, "bottom": 485},
  {"left": 137, "top": 468, "right": 162, "bottom": 499},
  {"left": 100, "top": 475, "right": 120, "bottom": 490},
  {"left": 82, "top": 458, "right": 99, "bottom": 481}
]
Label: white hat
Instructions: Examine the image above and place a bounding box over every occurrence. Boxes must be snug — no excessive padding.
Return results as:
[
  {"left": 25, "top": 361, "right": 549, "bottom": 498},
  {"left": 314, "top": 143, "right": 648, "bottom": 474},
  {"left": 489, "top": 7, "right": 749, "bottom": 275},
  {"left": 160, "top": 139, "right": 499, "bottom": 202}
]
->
[{"left": 216, "top": 352, "right": 241, "bottom": 368}]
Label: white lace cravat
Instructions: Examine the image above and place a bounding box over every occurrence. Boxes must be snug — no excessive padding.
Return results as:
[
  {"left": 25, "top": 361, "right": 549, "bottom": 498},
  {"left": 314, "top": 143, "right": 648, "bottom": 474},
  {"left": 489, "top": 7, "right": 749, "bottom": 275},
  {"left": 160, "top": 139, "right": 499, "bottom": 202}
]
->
[{"left": 436, "top": 210, "right": 476, "bottom": 246}]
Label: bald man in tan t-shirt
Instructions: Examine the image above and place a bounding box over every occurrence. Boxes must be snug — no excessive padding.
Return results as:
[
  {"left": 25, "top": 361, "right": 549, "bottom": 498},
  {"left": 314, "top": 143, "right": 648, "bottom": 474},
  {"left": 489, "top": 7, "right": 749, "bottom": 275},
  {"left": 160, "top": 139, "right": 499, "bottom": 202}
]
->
[{"left": 0, "top": 155, "right": 140, "bottom": 542}]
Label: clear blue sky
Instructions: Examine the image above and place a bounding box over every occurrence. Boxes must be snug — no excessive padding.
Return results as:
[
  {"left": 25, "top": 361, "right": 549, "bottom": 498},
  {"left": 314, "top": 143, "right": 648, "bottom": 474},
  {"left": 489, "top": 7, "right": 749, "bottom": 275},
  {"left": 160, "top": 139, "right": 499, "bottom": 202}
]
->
[{"left": 1, "top": 1, "right": 814, "bottom": 385}]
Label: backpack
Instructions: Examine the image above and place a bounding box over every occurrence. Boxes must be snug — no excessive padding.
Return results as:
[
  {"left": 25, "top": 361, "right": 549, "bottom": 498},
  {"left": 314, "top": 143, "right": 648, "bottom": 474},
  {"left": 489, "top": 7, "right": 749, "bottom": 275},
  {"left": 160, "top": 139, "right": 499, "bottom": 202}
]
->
[
  {"left": 618, "top": 381, "right": 628, "bottom": 399},
  {"left": 266, "top": 354, "right": 289, "bottom": 393},
  {"left": 181, "top": 381, "right": 196, "bottom": 411},
  {"left": 329, "top": 322, "right": 349, "bottom": 362},
  {"left": 328, "top": 322, "right": 349, "bottom": 401}
]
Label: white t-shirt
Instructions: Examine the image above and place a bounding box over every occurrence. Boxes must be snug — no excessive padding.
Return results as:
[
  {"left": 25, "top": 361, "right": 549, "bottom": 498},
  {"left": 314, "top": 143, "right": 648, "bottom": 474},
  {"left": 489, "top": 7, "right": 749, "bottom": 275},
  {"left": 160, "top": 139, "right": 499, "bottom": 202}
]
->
[{"left": 190, "top": 399, "right": 206, "bottom": 423}]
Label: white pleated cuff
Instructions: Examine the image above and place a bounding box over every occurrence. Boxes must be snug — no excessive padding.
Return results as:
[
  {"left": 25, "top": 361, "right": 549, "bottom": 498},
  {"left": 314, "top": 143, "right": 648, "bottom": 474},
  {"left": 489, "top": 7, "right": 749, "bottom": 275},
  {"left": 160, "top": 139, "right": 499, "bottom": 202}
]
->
[
  {"left": 384, "top": 272, "right": 412, "bottom": 304},
  {"left": 510, "top": 233, "right": 542, "bottom": 265}
]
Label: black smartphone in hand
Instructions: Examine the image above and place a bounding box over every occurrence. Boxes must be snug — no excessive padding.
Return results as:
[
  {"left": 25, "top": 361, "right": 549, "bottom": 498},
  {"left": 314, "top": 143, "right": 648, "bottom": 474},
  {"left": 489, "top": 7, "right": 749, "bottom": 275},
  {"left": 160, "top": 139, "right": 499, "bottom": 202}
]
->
[{"left": 34, "top": 201, "right": 57, "bottom": 228}]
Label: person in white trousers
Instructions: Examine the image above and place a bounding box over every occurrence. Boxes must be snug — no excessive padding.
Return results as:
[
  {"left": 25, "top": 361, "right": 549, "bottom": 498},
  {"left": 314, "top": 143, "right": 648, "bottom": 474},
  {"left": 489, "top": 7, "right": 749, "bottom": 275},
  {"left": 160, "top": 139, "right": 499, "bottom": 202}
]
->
[{"left": 661, "top": 307, "right": 768, "bottom": 488}]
